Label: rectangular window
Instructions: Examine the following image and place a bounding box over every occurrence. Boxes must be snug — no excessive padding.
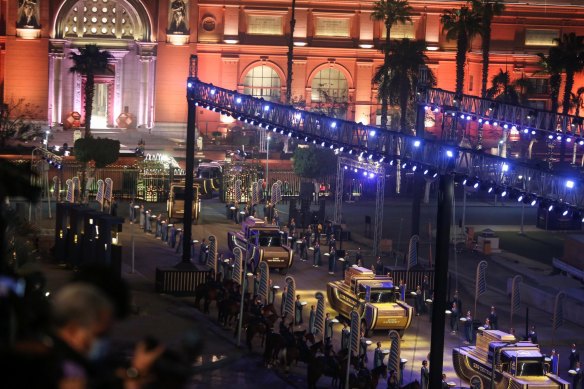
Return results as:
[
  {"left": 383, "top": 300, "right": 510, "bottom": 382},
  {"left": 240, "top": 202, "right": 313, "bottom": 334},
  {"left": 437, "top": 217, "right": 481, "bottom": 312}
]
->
[
  {"left": 315, "top": 17, "right": 350, "bottom": 38},
  {"left": 525, "top": 29, "right": 559, "bottom": 47},
  {"left": 527, "top": 78, "right": 549, "bottom": 94},
  {"left": 469, "top": 75, "right": 474, "bottom": 92},
  {"left": 247, "top": 15, "right": 283, "bottom": 35},
  {"left": 381, "top": 22, "right": 415, "bottom": 39}
]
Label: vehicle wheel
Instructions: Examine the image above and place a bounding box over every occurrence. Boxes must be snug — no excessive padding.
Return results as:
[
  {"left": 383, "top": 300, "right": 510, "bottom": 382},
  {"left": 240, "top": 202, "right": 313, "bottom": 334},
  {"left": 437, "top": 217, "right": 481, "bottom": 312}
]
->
[
  {"left": 470, "top": 375, "right": 484, "bottom": 389},
  {"left": 279, "top": 267, "right": 288, "bottom": 275}
]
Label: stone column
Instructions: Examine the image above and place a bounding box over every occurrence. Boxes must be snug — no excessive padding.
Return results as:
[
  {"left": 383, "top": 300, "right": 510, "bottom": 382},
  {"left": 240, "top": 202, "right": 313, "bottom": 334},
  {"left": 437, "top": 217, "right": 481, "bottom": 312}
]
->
[
  {"left": 137, "top": 43, "right": 157, "bottom": 129},
  {"left": 48, "top": 40, "right": 67, "bottom": 126}
]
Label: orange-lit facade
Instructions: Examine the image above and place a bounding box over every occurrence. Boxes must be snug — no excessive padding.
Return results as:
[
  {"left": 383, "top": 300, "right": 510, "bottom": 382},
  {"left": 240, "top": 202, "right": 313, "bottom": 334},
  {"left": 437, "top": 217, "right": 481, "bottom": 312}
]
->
[{"left": 1, "top": 0, "right": 584, "bottom": 135}]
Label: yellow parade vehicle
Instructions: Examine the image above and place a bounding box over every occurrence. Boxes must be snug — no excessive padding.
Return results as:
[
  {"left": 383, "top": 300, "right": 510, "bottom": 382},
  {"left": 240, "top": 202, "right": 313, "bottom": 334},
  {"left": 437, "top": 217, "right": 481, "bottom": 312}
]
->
[
  {"left": 227, "top": 216, "right": 293, "bottom": 274},
  {"left": 327, "top": 267, "right": 413, "bottom": 334},
  {"left": 452, "top": 329, "right": 569, "bottom": 389}
]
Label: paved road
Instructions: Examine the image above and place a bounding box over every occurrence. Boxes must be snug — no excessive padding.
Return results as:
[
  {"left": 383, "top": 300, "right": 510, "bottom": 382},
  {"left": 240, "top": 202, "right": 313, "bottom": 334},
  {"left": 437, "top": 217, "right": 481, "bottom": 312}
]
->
[{"left": 116, "top": 198, "right": 583, "bottom": 388}]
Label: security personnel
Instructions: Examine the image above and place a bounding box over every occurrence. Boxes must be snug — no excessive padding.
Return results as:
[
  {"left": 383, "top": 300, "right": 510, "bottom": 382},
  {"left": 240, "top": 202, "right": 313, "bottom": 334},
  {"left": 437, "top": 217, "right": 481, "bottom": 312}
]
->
[{"left": 374, "top": 342, "right": 384, "bottom": 369}]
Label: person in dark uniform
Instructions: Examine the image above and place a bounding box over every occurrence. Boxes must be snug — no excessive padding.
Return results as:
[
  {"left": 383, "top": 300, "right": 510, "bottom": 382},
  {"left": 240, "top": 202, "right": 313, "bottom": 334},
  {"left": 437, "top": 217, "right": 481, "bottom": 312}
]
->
[
  {"left": 313, "top": 241, "right": 321, "bottom": 267},
  {"left": 464, "top": 310, "right": 473, "bottom": 344},
  {"left": 328, "top": 236, "right": 336, "bottom": 254},
  {"left": 420, "top": 360, "right": 429, "bottom": 389},
  {"left": 373, "top": 342, "right": 384, "bottom": 369},
  {"left": 421, "top": 275, "right": 430, "bottom": 301},
  {"left": 450, "top": 302, "right": 459, "bottom": 334},
  {"left": 488, "top": 306, "right": 498, "bottom": 330},
  {"left": 572, "top": 362, "right": 582, "bottom": 389},
  {"left": 441, "top": 373, "right": 450, "bottom": 389},
  {"left": 451, "top": 291, "right": 462, "bottom": 314},
  {"left": 374, "top": 257, "right": 384, "bottom": 276},
  {"left": 308, "top": 305, "right": 316, "bottom": 334},
  {"left": 355, "top": 248, "right": 363, "bottom": 267},
  {"left": 199, "top": 239, "right": 208, "bottom": 264},
  {"left": 294, "top": 295, "right": 304, "bottom": 325},
  {"left": 300, "top": 236, "right": 308, "bottom": 261},
  {"left": 288, "top": 218, "right": 296, "bottom": 238},
  {"left": 324, "top": 313, "right": 332, "bottom": 345},
  {"left": 570, "top": 344, "right": 580, "bottom": 370},
  {"left": 280, "top": 286, "right": 287, "bottom": 316},
  {"left": 414, "top": 285, "right": 424, "bottom": 316},
  {"left": 328, "top": 247, "right": 336, "bottom": 275},
  {"left": 528, "top": 325, "right": 538, "bottom": 344},
  {"left": 341, "top": 323, "right": 350, "bottom": 351}
]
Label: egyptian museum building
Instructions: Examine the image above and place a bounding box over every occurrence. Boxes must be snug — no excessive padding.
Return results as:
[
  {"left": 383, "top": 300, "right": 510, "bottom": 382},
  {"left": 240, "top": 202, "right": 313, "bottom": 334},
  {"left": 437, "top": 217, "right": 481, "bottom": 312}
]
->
[{"left": 2, "top": 0, "right": 584, "bottom": 136}]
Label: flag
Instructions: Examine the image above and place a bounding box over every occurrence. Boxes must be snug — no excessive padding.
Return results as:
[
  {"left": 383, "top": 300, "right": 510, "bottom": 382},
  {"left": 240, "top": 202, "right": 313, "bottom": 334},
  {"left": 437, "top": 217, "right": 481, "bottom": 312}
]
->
[
  {"left": 475, "top": 260, "right": 488, "bottom": 297},
  {"left": 552, "top": 292, "right": 565, "bottom": 330},
  {"left": 407, "top": 235, "right": 420, "bottom": 271}
]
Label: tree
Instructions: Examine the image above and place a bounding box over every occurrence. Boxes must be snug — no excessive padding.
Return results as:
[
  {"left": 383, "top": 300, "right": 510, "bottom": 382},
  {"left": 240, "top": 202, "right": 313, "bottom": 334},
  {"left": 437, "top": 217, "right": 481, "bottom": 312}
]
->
[
  {"left": 485, "top": 69, "right": 521, "bottom": 104},
  {"left": 0, "top": 161, "right": 40, "bottom": 273},
  {"left": 69, "top": 44, "right": 113, "bottom": 138},
  {"left": 554, "top": 33, "right": 584, "bottom": 116},
  {"left": 371, "top": 0, "right": 413, "bottom": 129},
  {"left": 292, "top": 146, "right": 337, "bottom": 179},
  {"left": 441, "top": 5, "right": 481, "bottom": 98},
  {"left": 535, "top": 50, "right": 563, "bottom": 113},
  {"left": 374, "top": 39, "right": 436, "bottom": 132},
  {"left": 74, "top": 137, "right": 120, "bottom": 168},
  {"left": 570, "top": 86, "right": 584, "bottom": 117},
  {"left": 0, "top": 98, "right": 43, "bottom": 148},
  {"left": 471, "top": 0, "right": 505, "bottom": 98}
]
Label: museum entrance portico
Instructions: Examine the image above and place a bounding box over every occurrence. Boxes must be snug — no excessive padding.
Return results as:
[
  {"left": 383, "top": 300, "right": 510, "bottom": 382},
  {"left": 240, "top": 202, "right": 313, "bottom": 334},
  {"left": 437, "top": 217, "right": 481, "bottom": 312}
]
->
[{"left": 49, "top": 0, "right": 156, "bottom": 130}]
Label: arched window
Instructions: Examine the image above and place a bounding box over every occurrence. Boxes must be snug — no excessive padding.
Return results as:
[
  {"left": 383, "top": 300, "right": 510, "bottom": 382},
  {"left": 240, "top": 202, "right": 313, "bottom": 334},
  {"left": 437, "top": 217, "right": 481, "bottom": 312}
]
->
[
  {"left": 311, "top": 68, "right": 348, "bottom": 102},
  {"left": 59, "top": 0, "right": 147, "bottom": 40},
  {"left": 243, "top": 65, "right": 281, "bottom": 102}
]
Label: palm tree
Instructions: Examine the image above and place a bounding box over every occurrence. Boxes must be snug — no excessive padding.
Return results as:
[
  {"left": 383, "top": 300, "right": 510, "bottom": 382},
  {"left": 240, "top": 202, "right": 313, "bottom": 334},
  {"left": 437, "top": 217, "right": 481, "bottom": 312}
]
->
[
  {"left": 554, "top": 33, "right": 584, "bottom": 116},
  {"left": 571, "top": 86, "right": 584, "bottom": 117},
  {"left": 485, "top": 69, "right": 520, "bottom": 104},
  {"left": 441, "top": 5, "right": 481, "bottom": 98},
  {"left": 535, "top": 50, "right": 563, "bottom": 113},
  {"left": 374, "top": 39, "right": 436, "bottom": 132},
  {"left": 550, "top": 33, "right": 584, "bottom": 163},
  {"left": 471, "top": 0, "right": 505, "bottom": 98},
  {"left": 69, "top": 44, "right": 113, "bottom": 138},
  {"left": 371, "top": 0, "right": 413, "bottom": 129}
]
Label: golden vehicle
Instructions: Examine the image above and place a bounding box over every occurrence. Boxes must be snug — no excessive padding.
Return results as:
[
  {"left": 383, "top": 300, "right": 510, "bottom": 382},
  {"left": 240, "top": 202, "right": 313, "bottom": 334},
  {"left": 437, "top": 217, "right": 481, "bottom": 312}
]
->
[
  {"left": 167, "top": 184, "right": 200, "bottom": 223},
  {"left": 327, "top": 267, "right": 413, "bottom": 334},
  {"left": 227, "top": 216, "right": 293, "bottom": 274},
  {"left": 453, "top": 329, "right": 569, "bottom": 389}
]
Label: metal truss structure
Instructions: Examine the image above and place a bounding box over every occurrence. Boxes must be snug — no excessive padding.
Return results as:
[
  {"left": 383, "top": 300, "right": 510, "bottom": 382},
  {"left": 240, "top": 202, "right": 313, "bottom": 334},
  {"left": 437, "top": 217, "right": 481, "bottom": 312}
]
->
[
  {"left": 334, "top": 157, "right": 385, "bottom": 256},
  {"left": 186, "top": 75, "right": 584, "bottom": 214},
  {"left": 421, "top": 88, "right": 584, "bottom": 138}
]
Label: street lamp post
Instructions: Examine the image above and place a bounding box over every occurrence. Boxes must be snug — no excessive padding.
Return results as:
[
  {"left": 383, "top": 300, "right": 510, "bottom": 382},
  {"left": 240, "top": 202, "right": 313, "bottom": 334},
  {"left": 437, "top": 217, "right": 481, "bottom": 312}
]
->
[
  {"left": 266, "top": 136, "right": 271, "bottom": 196},
  {"left": 237, "top": 271, "right": 254, "bottom": 347}
]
